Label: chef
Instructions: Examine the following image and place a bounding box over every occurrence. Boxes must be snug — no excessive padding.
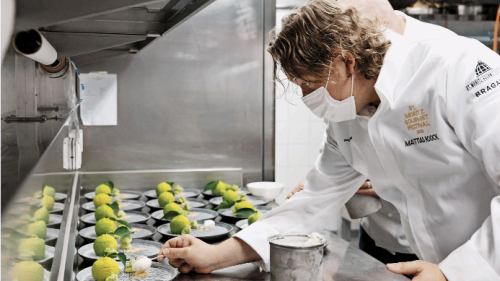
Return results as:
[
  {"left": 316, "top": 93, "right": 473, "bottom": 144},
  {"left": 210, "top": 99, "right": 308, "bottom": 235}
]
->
[{"left": 158, "top": 0, "right": 500, "bottom": 280}]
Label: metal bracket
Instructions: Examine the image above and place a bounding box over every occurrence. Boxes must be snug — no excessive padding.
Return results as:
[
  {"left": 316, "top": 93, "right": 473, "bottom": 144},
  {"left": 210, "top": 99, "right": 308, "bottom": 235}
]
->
[
  {"left": 63, "top": 129, "right": 82, "bottom": 170},
  {"left": 1, "top": 115, "right": 57, "bottom": 123},
  {"left": 37, "top": 106, "right": 60, "bottom": 112}
]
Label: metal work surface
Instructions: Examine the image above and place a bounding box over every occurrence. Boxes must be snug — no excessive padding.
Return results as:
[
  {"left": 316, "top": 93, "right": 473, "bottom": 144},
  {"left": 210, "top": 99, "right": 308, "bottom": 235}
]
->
[
  {"left": 73, "top": 187, "right": 408, "bottom": 281},
  {"left": 167, "top": 230, "right": 409, "bottom": 281}
]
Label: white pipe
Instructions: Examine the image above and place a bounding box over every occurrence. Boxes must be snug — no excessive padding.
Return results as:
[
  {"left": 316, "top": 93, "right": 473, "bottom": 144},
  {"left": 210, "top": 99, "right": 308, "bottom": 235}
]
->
[{"left": 13, "top": 29, "right": 57, "bottom": 65}]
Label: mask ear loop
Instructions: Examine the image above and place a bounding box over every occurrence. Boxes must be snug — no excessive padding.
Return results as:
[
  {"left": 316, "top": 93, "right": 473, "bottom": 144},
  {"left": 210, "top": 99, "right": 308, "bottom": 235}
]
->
[
  {"left": 350, "top": 73, "right": 354, "bottom": 97},
  {"left": 325, "top": 61, "right": 333, "bottom": 88}
]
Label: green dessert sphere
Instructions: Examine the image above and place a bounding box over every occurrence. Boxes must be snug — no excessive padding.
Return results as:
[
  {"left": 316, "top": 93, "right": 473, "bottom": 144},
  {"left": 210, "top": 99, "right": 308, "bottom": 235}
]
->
[
  {"left": 92, "top": 257, "right": 119, "bottom": 281},
  {"left": 212, "top": 181, "right": 228, "bottom": 195},
  {"left": 28, "top": 220, "right": 47, "bottom": 239},
  {"left": 95, "top": 184, "right": 112, "bottom": 195},
  {"left": 43, "top": 186, "right": 56, "bottom": 198},
  {"left": 222, "top": 190, "right": 239, "bottom": 202},
  {"left": 248, "top": 212, "right": 263, "bottom": 226},
  {"left": 158, "top": 192, "right": 175, "bottom": 207},
  {"left": 95, "top": 205, "right": 115, "bottom": 221},
  {"left": 93, "top": 193, "right": 112, "bottom": 209},
  {"left": 233, "top": 201, "right": 254, "bottom": 212},
  {"left": 95, "top": 218, "right": 116, "bottom": 236},
  {"left": 12, "top": 261, "right": 44, "bottom": 281},
  {"left": 163, "top": 202, "right": 181, "bottom": 215},
  {"left": 156, "top": 182, "right": 172, "bottom": 196},
  {"left": 33, "top": 207, "right": 49, "bottom": 224},
  {"left": 93, "top": 234, "right": 118, "bottom": 256},
  {"left": 19, "top": 237, "right": 45, "bottom": 260},
  {"left": 170, "top": 215, "right": 190, "bottom": 234},
  {"left": 41, "top": 195, "right": 55, "bottom": 211}
]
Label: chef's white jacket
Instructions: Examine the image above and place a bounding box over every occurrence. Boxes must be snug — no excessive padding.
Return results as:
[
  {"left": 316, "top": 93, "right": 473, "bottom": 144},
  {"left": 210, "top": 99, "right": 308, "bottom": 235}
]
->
[
  {"left": 348, "top": 103, "right": 415, "bottom": 255},
  {"left": 236, "top": 16, "right": 500, "bottom": 280}
]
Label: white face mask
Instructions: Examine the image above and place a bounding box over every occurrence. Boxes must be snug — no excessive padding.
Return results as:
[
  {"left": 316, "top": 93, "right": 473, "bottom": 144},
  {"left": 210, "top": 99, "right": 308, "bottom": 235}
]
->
[{"left": 301, "top": 65, "right": 356, "bottom": 122}]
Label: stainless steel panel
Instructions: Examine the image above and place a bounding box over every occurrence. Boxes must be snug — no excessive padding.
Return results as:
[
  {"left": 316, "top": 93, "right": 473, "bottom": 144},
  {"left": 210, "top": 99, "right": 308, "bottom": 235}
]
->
[
  {"left": 263, "top": 0, "right": 276, "bottom": 181},
  {"left": 77, "top": 0, "right": 268, "bottom": 184},
  {"left": 88, "top": 7, "right": 171, "bottom": 22},
  {"left": 2, "top": 47, "right": 79, "bottom": 209},
  {"left": 49, "top": 173, "right": 80, "bottom": 281},
  {"left": 14, "top": 0, "right": 167, "bottom": 31},
  {"left": 39, "top": 32, "right": 147, "bottom": 58},
  {"left": 70, "top": 50, "right": 131, "bottom": 66},
  {"left": 79, "top": 169, "right": 243, "bottom": 192},
  {"left": 1, "top": 170, "right": 75, "bottom": 281},
  {"left": 43, "top": 20, "right": 166, "bottom": 35}
]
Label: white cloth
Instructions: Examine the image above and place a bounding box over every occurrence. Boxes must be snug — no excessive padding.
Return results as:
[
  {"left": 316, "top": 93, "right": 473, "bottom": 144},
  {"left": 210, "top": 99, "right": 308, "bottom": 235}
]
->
[{"left": 236, "top": 17, "right": 500, "bottom": 280}]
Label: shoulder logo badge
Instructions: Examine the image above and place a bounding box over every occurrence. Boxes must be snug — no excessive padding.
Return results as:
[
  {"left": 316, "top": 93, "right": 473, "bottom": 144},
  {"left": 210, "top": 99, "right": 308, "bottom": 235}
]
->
[
  {"left": 475, "top": 61, "right": 492, "bottom": 77},
  {"left": 466, "top": 61, "right": 500, "bottom": 91}
]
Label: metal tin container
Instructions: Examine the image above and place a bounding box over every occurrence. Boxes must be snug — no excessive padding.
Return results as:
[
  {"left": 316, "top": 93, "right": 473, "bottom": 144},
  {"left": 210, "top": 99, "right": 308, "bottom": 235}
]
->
[{"left": 268, "top": 233, "right": 328, "bottom": 281}]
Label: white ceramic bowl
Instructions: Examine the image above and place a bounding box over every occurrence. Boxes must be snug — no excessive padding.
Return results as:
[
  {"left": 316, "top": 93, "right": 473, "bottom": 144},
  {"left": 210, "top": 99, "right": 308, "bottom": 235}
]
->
[{"left": 247, "top": 182, "right": 285, "bottom": 201}]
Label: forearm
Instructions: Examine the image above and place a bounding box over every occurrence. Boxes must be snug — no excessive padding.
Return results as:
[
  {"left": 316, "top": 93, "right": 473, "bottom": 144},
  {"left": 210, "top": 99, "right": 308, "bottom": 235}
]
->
[{"left": 210, "top": 237, "right": 261, "bottom": 270}]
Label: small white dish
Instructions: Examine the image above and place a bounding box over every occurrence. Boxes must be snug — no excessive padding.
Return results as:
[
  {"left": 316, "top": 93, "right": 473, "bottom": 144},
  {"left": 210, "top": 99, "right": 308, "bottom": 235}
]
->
[{"left": 246, "top": 182, "right": 285, "bottom": 201}]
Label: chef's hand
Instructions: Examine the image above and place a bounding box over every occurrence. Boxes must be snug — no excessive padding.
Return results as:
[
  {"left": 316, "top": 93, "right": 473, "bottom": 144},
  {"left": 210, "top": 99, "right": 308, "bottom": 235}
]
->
[
  {"left": 355, "top": 179, "right": 379, "bottom": 197},
  {"left": 386, "top": 261, "right": 448, "bottom": 281},
  {"left": 158, "top": 235, "right": 261, "bottom": 274},
  {"left": 158, "top": 235, "right": 216, "bottom": 274},
  {"left": 286, "top": 180, "right": 305, "bottom": 200}
]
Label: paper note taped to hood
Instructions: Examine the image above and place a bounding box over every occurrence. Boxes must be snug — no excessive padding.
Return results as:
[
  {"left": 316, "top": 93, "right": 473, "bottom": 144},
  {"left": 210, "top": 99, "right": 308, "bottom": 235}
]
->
[{"left": 79, "top": 73, "right": 117, "bottom": 126}]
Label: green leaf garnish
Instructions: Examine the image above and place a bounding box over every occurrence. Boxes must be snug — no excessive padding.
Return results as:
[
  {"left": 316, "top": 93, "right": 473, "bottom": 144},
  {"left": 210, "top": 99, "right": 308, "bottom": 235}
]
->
[
  {"left": 203, "top": 181, "right": 219, "bottom": 192},
  {"left": 113, "top": 226, "right": 135, "bottom": 237},
  {"left": 106, "top": 202, "right": 120, "bottom": 212},
  {"left": 162, "top": 211, "right": 180, "bottom": 220},
  {"left": 167, "top": 190, "right": 174, "bottom": 195},
  {"left": 214, "top": 200, "right": 235, "bottom": 210},
  {"left": 167, "top": 182, "right": 174, "bottom": 186},
  {"left": 103, "top": 181, "right": 114, "bottom": 189},
  {"left": 117, "top": 253, "right": 127, "bottom": 267},
  {"left": 233, "top": 208, "right": 257, "bottom": 216},
  {"left": 30, "top": 205, "right": 40, "bottom": 215},
  {"left": 116, "top": 220, "right": 131, "bottom": 229},
  {"left": 108, "top": 253, "right": 127, "bottom": 267}
]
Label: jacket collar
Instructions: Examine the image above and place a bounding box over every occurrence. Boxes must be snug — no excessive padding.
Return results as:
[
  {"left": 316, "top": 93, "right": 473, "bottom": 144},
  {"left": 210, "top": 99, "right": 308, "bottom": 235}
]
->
[{"left": 373, "top": 30, "right": 410, "bottom": 108}]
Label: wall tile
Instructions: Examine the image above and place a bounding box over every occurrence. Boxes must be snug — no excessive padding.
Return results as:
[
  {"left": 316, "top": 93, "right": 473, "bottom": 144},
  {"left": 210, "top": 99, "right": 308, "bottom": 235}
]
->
[
  {"left": 288, "top": 144, "right": 309, "bottom": 167},
  {"left": 310, "top": 121, "right": 326, "bottom": 144},
  {"left": 308, "top": 143, "right": 322, "bottom": 166},
  {"left": 275, "top": 98, "right": 288, "bottom": 121},
  {"left": 275, "top": 122, "right": 288, "bottom": 144},
  {"left": 288, "top": 121, "right": 309, "bottom": 144},
  {"left": 275, "top": 144, "right": 288, "bottom": 166}
]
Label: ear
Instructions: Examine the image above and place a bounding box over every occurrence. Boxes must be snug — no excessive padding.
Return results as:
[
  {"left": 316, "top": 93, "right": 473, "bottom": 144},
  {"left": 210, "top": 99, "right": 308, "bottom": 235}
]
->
[{"left": 343, "top": 52, "right": 356, "bottom": 76}]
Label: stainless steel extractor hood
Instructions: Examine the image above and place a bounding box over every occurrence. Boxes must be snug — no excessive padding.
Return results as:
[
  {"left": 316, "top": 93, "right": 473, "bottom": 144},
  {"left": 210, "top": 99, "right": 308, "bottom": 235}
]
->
[{"left": 14, "top": 0, "right": 215, "bottom": 65}]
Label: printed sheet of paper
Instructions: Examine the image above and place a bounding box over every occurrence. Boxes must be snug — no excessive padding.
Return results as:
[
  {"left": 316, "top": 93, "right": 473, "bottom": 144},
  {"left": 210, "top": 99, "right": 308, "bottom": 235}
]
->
[{"left": 79, "top": 73, "right": 117, "bottom": 126}]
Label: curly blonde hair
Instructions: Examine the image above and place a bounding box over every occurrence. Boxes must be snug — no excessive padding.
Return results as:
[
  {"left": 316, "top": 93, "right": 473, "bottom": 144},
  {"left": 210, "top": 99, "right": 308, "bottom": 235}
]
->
[{"left": 269, "top": 0, "right": 391, "bottom": 87}]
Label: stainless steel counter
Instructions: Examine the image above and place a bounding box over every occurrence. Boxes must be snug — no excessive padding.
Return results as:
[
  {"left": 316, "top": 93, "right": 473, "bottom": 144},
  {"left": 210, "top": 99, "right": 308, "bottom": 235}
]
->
[
  {"left": 75, "top": 180, "right": 409, "bottom": 281},
  {"left": 167, "top": 229, "right": 409, "bottom": 281}
]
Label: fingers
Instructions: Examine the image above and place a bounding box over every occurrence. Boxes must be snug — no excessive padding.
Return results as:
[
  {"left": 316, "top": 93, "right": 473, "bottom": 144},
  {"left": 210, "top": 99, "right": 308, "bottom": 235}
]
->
[
  {"left": 386, "top": 261, "right": 423, "bottom": 275},
  {"left": 179, "top": 264, "right": 194, "bottom": 274},
  {"left": 287, "top": 181, "right": 306, "bottom": 200},
  {"left": 359, "top": 180, "right": 372, "bottom": 189},
  {"left": 355, "top": 188, "right": 376, "bottom": 195},
  {"left": 169, "top": 258, "right": 187, "bottom": 269}
]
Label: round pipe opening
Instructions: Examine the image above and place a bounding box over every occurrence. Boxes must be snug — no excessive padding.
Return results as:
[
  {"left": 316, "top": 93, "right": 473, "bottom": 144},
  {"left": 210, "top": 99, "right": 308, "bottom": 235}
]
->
[{"left": 14, "top": 30, "right": 42, "bottom": 55}]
